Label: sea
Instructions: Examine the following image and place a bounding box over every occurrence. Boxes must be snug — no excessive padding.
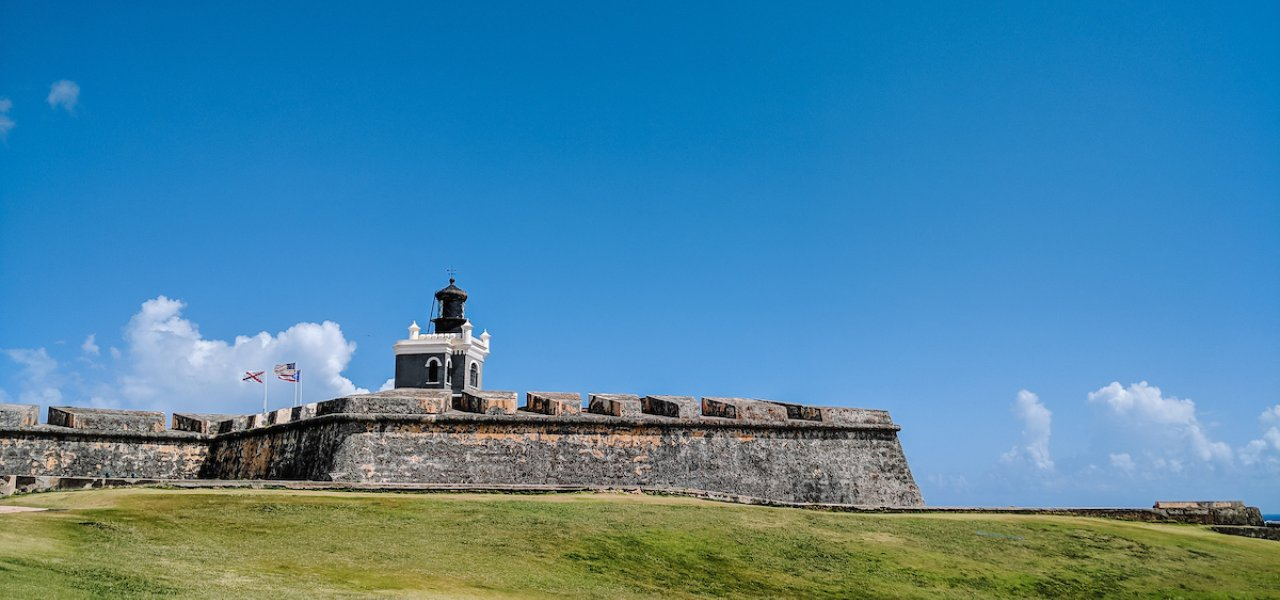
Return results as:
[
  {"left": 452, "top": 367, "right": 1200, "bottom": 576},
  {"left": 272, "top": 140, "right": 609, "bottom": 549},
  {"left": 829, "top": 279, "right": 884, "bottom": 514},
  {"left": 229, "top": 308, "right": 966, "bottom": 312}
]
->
[{"left": 1264, "top": 513, "right": 1279, "bottom": 524}]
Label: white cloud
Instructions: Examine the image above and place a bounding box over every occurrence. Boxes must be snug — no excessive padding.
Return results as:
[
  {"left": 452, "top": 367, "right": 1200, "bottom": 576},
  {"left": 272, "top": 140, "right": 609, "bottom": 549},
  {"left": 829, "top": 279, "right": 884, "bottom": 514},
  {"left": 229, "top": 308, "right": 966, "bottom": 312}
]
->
[
  {"left": 3, "top": 347, "right": 63, "bottom": 406},
  {"left": 2, "top": 295, "right": 368, "bottom": 415},
  {"left": 1109, "top": 452, "right": 1135, "bottom": 472},
  {"left": 113, "top": 296, "right": 367, "bottom": 413},
  {"left": 81, "top": 334, "right": 100, "bottom": 356},
  {"left": 47, "top": 80, "right": 80, "bottom": 113},
  {"left": 1001, "top": 389, "right": 1054, "bottom": 471},
  {"left": 0, "top": 97, "right": 13, "bottom": 139},
  {"left": 1088, "top": 381, "right": 1232, "bottom": 466},
  {"left": 378, "top": 378, "right": 395, "bottom": 392},
  {"left": 1239, "top": 405, "right": 1280, "bottom": 467}
]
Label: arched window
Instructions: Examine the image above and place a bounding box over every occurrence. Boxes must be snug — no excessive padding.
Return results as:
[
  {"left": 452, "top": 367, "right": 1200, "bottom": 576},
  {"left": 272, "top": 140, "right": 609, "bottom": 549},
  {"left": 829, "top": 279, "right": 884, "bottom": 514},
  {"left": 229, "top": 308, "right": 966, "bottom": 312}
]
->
[
  {"left": 446, "top": 359, "right": 452, "bottom": 383},
  {"left": 469, "top": 362, "right": 479, "bottom": 388},
  {"left": 426, "top": 358, "right": 441, "bottom": 383}
]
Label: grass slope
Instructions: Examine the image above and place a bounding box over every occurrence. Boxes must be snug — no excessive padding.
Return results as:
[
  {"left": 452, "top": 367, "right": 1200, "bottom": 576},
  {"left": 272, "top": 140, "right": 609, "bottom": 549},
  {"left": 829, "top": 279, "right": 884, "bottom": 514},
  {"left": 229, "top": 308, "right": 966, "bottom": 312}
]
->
[{"left": 2, "top": 489, "right": 1278, "bottom": 599}]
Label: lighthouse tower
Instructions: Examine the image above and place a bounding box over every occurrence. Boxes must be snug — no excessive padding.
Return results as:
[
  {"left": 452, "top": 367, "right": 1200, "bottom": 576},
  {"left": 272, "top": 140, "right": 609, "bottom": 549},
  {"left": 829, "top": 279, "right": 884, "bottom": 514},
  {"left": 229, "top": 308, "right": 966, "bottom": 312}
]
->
[{"left": 393, "top": 278, "right": 490, "bottom": 393}]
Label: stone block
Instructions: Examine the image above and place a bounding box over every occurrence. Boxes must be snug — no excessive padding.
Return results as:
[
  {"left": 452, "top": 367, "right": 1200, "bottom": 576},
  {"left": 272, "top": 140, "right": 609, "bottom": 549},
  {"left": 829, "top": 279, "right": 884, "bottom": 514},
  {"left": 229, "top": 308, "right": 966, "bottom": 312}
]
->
[
  {"left": 47, "top": 407, "right": 165, "bottom": 432},
  {"left": 587, "top": 394, "right": 641, "bottom": 418},
  {"left": 641, "top": 395, "right": 699, "bottom": 418},
  {"left": 762, "top": 402, "right": 894, "bottom": 425},
  {"left": 267, "top": 408, "right": 293, "bottom": 426},
  {"left": 1155, "top": 500, "right": 1263, "bottom": 526},
  {"left": 0, "top": 403, "right": 39, "bottom": 427},
  {"left": 291, "top": 402, "right": 319, "bottom": 421},
  {"left": 456, "top": 391, "right": 517, "bottom": 415},
  {"left": 524, "top": 392, "right": 582, "bottom": 416},
  {"left": 700, "top": 398, "right": 789, "bottom": 422},
  {"left": 172, "top": 413, "right": 237, "bottom": 434},
  {"left": 821, "top": 407, "right": 893, "bottom": 426},
  {"left": 246, "top": 413, "right": 269, "bottom": 429},
  {"left": 316, "top": 390, "right": 452, "bottom": 416},
  {"left": 216, "top": 415, "right": 251, "bottom": 434},
  {"left": 0, "top": 475, "right": 14, "bottom": 496},
  {"left": 769, "top": 401, "right": 824, "bottom": 421}
]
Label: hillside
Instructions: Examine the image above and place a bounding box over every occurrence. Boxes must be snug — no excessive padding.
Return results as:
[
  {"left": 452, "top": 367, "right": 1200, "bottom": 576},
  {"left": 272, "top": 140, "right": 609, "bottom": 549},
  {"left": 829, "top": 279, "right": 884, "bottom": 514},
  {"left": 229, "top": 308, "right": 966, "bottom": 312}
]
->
[{"left": 2, "top": 489, "right": 1277, "bottom": 599}]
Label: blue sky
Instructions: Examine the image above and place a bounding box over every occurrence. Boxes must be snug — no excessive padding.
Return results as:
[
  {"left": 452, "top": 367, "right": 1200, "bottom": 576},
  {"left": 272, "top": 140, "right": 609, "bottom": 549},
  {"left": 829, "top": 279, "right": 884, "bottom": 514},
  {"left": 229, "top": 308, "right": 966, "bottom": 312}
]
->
[{"left": 2, "top": 2, "right": 1278, "bottom": 509}]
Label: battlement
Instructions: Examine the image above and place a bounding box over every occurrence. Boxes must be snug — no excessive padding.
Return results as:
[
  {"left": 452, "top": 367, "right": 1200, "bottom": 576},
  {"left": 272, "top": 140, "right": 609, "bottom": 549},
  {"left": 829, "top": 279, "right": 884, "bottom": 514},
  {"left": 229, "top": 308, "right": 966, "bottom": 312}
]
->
[
  {"left": 0, "top": 390, "right": 922, "bottom": 507},
  {"left": 0, "top": 391, "right": 901, "bottom": 436}
]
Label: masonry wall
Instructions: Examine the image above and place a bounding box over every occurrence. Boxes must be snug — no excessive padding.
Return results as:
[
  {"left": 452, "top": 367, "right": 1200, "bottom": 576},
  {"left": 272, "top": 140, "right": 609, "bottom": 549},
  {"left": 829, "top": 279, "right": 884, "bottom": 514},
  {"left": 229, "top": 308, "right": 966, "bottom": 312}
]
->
[
  {"left": 0, "top": 427, "right": 207, "bottom": 479},
  {"left": 202, "top": 414, "right": 923, "bottom": 506}
]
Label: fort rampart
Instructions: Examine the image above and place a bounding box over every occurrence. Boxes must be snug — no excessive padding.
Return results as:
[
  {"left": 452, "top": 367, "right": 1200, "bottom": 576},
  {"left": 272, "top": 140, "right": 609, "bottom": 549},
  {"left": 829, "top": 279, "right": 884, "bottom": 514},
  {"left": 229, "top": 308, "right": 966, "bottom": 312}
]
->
[{"left": 0, "top": 391, "right": 925, "bottom": 507}]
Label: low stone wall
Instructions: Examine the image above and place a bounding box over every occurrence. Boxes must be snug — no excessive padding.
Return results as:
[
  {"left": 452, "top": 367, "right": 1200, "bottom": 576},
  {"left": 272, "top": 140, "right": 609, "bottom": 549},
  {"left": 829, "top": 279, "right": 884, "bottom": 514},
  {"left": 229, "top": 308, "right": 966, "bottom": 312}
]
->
[
  {"left": 1212, "top": 525, "right": 1280, "bottom": 541},
  {"left": 1153, "top": 500, "right": 1264, "bottom": 526},
  {"left": 0, "top": 426, "right": 206, "bottom": 479}
]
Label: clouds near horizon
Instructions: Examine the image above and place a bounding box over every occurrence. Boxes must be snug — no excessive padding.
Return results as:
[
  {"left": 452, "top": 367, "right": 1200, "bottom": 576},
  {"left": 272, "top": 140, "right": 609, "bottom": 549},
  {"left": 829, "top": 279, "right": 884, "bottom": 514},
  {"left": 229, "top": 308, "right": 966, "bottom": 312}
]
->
[
  {"left": 1, "top": 295, "right": 367, "bottom": 415},
  {"left": 1001, "top": 390, "right": 1054, "bottom": 471}
]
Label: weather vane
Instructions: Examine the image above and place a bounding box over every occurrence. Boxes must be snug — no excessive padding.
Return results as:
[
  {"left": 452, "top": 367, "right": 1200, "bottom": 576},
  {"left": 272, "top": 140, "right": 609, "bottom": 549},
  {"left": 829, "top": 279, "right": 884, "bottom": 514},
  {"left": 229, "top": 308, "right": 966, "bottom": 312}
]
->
[{"left": 446, "top": 266, "right": 457, "bottom": 280}]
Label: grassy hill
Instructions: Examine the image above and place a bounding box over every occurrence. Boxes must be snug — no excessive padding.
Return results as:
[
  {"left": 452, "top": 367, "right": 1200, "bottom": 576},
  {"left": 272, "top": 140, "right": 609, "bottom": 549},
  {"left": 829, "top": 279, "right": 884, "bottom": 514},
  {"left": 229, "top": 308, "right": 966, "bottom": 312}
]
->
[{"left": 2, "top": 489, "right": 1277, "bottom": 599}]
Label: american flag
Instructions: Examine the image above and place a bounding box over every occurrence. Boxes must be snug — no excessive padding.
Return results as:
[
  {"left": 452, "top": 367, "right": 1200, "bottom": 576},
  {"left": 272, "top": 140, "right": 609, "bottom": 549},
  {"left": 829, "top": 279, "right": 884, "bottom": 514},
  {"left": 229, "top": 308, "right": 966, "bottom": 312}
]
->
[{"left": 274, "top": 363, "right": 298, "bottom": 382}]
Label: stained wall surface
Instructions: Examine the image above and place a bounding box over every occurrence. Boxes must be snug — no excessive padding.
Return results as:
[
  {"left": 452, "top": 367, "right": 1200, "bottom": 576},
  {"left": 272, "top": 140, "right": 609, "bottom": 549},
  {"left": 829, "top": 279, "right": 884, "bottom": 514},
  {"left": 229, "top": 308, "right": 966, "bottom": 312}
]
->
[
  {"left": 1, "top": 392, "right": 925, "bottom": 507},
  {"left": 203, "top": 414, "right": 923, "bottom": 506},
  {"left": 0, "top": 427, "right": 206, "bottom": 479}
]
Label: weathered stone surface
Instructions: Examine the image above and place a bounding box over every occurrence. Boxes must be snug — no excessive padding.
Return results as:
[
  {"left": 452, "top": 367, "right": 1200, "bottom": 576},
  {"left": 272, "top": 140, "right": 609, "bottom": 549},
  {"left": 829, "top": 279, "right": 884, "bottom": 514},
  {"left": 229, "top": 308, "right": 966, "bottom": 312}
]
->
[
  {"left": 524, "top": 392, "right": 582, "bottom": 416},
  {"left": 291, "top": 403, "right": 319, "bottom": 422},
  {"left": 456, "top": 391, "right": 517, "bottom": 415},
  {"left": 588, "top": 394, "right": 641, "bottom": 418},
  {"left": 172, "top": 413, "right": 236, "bottom": 434},
  {"left": 1154, "top": 500, "right": 1264, "bottom": 526},
  {"left": 0, "top": 428, "right": 205, "bottom": 478},
  {"left": 216, "top": 416, "right": 251, "bottom": 434},
  {"left": 201, "top": 414, "right": 923, "bottom": 506},
  {"left": 317, "top": 389, "right": 452, "bottom": 416},
  {"left": 47, "top": 407, "right": 165, "bottom": 433},
  {"left": 1212, "top": 525, "right": 1280, "bottom": 541},
  {"left": 2, "top": 394, "right": 926, "bottom": 507},
  {"left": 267, "top": 408, "right": 293, "bottom": 426},
  {"left": 0, "top": 403, "right": 39, "bottom": 427},
  {"left": 641, "top": 396, "right": 699, "bottom": 418},
  {"left": 701, "top": 397, "right": 789, "bottom": 422},
  {"left": 820, "top": 407, "right": 893, "bottom": 426}
]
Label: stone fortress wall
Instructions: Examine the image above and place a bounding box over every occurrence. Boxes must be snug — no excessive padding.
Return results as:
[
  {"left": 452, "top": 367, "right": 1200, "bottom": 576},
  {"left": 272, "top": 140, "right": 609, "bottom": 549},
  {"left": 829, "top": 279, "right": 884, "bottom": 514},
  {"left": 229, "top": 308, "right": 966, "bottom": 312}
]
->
[{"left": 0, "top": 390, "right": 926, "bottom": 507}]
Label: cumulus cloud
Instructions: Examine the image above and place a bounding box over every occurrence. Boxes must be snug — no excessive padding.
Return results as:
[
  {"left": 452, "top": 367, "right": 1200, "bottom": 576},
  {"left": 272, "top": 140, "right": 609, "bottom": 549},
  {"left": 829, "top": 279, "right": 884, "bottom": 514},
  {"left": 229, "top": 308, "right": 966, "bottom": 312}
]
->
[
  {"left": 1109, "top": 452, "right": 1135, "bottom": 472},
  {"left": 2, "top": 296, "right": 368, "bottom": 415},
  {"left": 1001, "top": 389, "right": 1054, "bottom": 471},
  {"left": 47, "top": 80, "right": 80, "bottom": 113},
  {"left": 1088, "top": 381, "right": 1232, "bottom": 468},
  {"left": 81, "top": 334, "right": 100, "bottom": 356},
  {"left": 1239, "top": 405, "right": 1280, "bottom": 468},
  {"left": 0, "top": 97, "right": 14, "bottom": 139},
  {"left": 114, "top": 296, "right": 367, "bottom": 412},
  {"left": 3, "top": 347, "right": 63, "bottom": 406}
]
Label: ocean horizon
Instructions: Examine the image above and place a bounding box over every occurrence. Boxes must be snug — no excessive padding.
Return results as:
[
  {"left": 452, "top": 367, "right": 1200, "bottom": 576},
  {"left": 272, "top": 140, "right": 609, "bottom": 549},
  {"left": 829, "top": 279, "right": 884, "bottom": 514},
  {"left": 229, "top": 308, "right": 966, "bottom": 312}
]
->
[{"left": 1264, "top": 513, "right": 1279, "bottom": 523}]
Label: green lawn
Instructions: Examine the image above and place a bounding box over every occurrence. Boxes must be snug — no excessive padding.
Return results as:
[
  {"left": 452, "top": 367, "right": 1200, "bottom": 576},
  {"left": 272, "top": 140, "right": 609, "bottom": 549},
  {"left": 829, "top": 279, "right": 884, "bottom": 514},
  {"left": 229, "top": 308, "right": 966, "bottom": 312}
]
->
[{"left": 1, "top": 489, "right": 1277, "bottom": 599}]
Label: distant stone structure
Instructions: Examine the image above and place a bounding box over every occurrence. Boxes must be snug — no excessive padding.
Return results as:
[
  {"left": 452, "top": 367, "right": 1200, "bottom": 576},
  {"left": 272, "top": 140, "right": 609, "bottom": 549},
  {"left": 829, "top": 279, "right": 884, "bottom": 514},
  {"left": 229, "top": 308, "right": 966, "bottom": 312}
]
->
[{"left": 0, "top": 280, "right": 924, "bottom": 507}]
